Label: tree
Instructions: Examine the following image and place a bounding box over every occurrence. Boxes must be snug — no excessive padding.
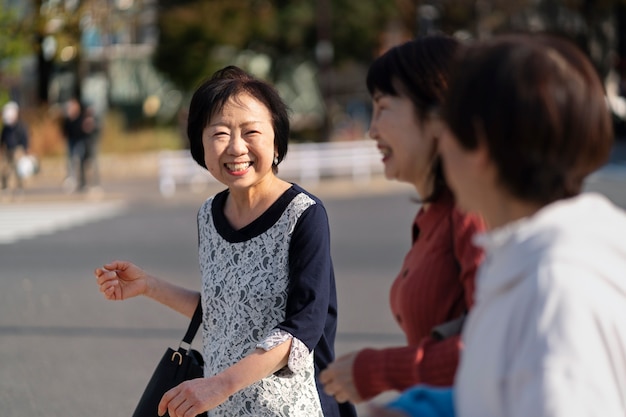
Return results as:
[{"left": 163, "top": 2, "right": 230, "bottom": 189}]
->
[
  {"left": 153, "top": 0, "right": 400, "bottom": 91},
  {"left": 0, "top": 0, "right": 34, "bottom": 104}
]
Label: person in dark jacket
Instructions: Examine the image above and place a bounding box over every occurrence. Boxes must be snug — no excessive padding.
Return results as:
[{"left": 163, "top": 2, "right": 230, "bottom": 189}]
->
[
  {"left": 62, "top": 97, "right": 96, "bottom": 192},
  {"left": 1, "top": 101, "right": 30, "bottom": 191}
]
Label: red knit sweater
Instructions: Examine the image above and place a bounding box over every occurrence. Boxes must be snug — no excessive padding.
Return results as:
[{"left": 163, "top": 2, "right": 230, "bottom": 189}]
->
[{"left": 353, "top": 191, "right": 485, "bottom": 400}]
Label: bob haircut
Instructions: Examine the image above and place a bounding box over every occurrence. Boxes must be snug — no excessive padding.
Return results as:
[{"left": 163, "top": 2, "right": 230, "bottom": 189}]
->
[
  {"left": 366, "top": 35, "right": 459, "bottom": 202},
  {"left": 444, "top": 33, "right": 613, "bottom": 205},
  {"left": 187, "top": 65, "right": 290, "bottom": 172}
]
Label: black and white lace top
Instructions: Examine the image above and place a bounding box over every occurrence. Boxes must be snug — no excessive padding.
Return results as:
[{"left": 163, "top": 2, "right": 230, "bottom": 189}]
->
[{"left": 197, "top": 184, "right": 354, "bottom": 417}]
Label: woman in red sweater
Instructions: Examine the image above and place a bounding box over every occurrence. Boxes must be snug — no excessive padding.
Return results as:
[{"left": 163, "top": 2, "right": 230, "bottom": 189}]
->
[{"left": 320, "top": 35, "right": 486, "bottom": 404}]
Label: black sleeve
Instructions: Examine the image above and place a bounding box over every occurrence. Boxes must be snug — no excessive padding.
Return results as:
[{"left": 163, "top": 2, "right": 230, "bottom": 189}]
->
[{"left": 277, "top": 201, "right": 334, "bottom": 351}]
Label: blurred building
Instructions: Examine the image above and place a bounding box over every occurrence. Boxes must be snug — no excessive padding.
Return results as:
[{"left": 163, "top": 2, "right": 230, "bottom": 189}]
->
[{"left": 36, "top": 0, "right": 180, "bottom": 126}]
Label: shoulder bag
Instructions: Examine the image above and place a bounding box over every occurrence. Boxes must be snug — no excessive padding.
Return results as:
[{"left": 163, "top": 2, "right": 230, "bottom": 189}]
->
[{"left": 132, "top": 300, "right": 207, "bottom": 417}]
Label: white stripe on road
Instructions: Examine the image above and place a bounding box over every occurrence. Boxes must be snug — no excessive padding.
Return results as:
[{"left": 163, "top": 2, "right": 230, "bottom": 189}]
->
[{"left": 0, "top": 200, "right": 127, "bottom": 244}]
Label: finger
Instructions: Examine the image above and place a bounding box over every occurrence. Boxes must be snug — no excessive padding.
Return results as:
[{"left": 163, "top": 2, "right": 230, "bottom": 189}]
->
[
  {"left": 319, "top": 368, "right": 333, "bottom": 384},
  {"left": 323, "top": 380, "right": 340, "bottom": 397},
  {"left": 180, "top": 401, "right": 197, "bottom": 417},
  {"left": 103, "top": 284, "right": 119, "bottom": 300},
  {"left": 158, "top": 387, "right": 181, "bottom": 416},
  {"left": 95, "top": 269, "right": 116, "bottom": 286},
  {"left": 169, "top": 397, "right": 191, "bottom": 417},
  {"left": 104, "top": 260, "right": 127, "bottom": 271},
  {"left": 97, "top": 275, "right": 124, "bottom": 296},
  {"left": 98, "top": 277, "right": 118, "bottom": 290},
  {"left": 334, "top": 391, "right": 350, "bottom": 403}
]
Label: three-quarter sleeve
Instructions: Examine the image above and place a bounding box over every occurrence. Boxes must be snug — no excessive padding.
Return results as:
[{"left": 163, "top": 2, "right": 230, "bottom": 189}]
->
[{"left": 273, "top": 202, "right": 337, "bottom": 367}]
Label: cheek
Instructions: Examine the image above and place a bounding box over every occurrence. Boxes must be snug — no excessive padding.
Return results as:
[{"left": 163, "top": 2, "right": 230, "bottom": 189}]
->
[{"left": 202, "top": 139, "right": 221, "bottom": 171}]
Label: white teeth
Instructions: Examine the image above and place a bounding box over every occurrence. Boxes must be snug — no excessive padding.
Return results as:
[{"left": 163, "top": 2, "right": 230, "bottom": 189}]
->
[
  {"left": 226, "top": 162, "right": 252, "bottom": 171},
  {"left": 379, "top": 148, "right": 391, "bottom": 157}
]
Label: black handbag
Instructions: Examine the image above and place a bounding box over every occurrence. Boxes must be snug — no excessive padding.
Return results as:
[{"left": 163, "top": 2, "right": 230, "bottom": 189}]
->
[{"left": 132, "top": 301, "right": 208, "bottom": 417}]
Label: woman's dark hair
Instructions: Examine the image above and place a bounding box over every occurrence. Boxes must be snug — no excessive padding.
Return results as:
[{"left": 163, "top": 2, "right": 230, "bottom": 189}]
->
[
  {"left": 443, "top": 33, "right": 613, "bottom": 205},
  {"left": 187, "top": 65, "right": 290, "bottom": 172},
  {"left": 366, "top": 35, "right": 460, "bottom": 202}
]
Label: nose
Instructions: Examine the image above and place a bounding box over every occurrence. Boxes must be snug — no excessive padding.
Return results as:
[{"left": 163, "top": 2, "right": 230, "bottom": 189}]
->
[
  {"left": 368, "top": 117, "right": 380, "bottom": 141},
  {"left": 227, "top": 133, "right": 248, "bottom": 156}
]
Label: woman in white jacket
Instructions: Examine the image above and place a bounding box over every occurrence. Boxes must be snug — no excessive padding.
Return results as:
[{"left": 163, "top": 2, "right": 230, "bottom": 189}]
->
[
  {"left": 378, "top": 33, "right": 626, "bottom": 417},
  {"left": 439, "top": 33, "right": 626, "bottom": 417}
]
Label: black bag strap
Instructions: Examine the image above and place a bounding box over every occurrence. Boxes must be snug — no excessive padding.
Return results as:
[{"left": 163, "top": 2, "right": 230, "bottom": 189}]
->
[{"left": 180, "top": 300, "right": 202, "bottom": 349}]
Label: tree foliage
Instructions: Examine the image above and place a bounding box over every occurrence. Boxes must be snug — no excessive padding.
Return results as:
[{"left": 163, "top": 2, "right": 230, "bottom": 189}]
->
[
  {"left": 0, "top": 1, "right": 33, "bottom": 74},
  {"left": 153, "top": 0, "right": 401, "bottom": 91}
]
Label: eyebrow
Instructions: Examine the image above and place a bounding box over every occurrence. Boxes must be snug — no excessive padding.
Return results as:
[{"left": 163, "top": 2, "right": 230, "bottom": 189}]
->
[{"left": 208, "top": 120, "right": 264, "bottom": 128}]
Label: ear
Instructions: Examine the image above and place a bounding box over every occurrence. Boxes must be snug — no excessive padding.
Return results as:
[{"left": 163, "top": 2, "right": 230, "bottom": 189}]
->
[{"left": 425, "top": 113, "right": 446, "bottom": 141}]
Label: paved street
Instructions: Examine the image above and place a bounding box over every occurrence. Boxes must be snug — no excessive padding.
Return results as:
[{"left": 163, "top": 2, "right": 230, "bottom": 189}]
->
[
  {"left": 0, "top": 167, "right": 418, "bottom": 416},
  {"left": 0, "top": 142, "right": 625, "bottom": 417}
]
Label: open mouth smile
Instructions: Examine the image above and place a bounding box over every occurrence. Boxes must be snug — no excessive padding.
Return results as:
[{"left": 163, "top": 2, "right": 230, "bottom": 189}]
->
[{"left": 225, "top": 162, "right": 253, "bottom": 172}]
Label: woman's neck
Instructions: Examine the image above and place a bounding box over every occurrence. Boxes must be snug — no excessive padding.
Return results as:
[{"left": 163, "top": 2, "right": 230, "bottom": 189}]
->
[
  {"left": 483, "top": 193, "right": 543, "bottom": 230},
  {"left": 225, "top": 176, "right": 291, "bottom": 229},
  {"left": 414, "top": 177, "right": 434, "bottom": 211}
]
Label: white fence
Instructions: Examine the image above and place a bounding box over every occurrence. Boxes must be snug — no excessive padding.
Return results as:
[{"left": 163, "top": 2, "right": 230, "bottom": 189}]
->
[{"left": 158, "top": 139, "right": 384, "bottom": 197}]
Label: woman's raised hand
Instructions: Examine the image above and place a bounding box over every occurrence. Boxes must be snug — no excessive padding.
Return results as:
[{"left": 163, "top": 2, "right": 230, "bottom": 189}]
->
[{"left": 95, "top": 260, "right": 149, "bottom": 301}]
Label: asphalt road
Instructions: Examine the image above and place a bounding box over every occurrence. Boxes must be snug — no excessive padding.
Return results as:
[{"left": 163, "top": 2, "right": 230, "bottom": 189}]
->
[
  {"left": 1, "top": 149, "right": 625, "bottom": 417},
  {"left": 0, "top": 175, "right": 419, "bottom": 417}
]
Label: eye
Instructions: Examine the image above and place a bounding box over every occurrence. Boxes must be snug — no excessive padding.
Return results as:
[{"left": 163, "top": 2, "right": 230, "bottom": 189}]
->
[{"left": 212, "top": 131, "right": 229, "bottom": 139}]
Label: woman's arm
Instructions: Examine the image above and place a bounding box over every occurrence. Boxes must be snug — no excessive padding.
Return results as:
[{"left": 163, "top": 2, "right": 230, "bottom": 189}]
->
[
  {"left": 323, "top": 210, "right": 486, "bottom": 403},
  {"left": 158, "top": 338, "right": 293, "bottom": 416},
  {"left": 95, "top": 260, "right": 200, "bottom": 318}
]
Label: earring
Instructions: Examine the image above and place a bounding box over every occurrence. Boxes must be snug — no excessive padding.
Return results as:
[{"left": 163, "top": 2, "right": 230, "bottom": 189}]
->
[{"left": 273, "top": 155, "right": 279, "bottom": 165}]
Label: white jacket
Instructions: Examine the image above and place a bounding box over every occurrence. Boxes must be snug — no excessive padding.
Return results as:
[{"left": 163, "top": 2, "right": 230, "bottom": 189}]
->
[{"left": 456, "top": 193, "right": 626, "bottom": 417}]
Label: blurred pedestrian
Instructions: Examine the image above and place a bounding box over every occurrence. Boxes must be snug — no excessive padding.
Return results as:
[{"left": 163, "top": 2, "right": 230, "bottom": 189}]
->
[
  {"left": 320, "top": 35, "right": 486, "bottom": 405},
  {"left": 95, "top": 66, "right": 357, "bottom": 417},
  {"left": 0, "top": 101, "right": 31, "bottom": 193},
  {"left": 81, "top": 101, "right": 101, "bottom": 190},
  {"left": 61, "top": 97, "right": 96, "bottom": 192},
  {"left": 383, "top": 32, "right": 626, "bottom": 417}
]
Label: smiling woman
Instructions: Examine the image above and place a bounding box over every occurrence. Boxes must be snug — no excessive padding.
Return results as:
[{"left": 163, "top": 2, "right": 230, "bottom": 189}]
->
[
  {"left": 320, "top": 35, "right": 486, "bottom": 407},
  {"left": 94, "top": 66, "right": 357, "bottom": 417},
  {"left": 201, "top": 93, "right": 276, "bottom": 188}
]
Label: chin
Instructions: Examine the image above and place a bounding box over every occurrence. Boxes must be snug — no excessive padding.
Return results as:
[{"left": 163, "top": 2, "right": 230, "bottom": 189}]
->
[{"left": 383, "top": 168, "right": 397, "bottom": 181}]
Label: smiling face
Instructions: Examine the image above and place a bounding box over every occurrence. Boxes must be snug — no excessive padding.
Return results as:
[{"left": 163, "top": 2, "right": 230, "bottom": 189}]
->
[
  {"left": 202, "top": 93, "right": 277, "bottom": 190},
  {"left": 369, "top": 91, "right": 437, "bottom": 194}
]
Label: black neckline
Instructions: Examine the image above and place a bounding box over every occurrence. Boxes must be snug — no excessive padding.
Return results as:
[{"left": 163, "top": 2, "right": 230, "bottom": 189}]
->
[{"left": 211, "top": 185, "right": 299, "bottom": 242}]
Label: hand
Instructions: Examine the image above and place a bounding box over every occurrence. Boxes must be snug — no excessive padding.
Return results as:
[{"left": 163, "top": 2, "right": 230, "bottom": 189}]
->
[
  {"left": 319, "top": 351, "right": 363, "bottom": 404},
  {"left": 158, "top": 376, "right": 230, "bottom": 417},
  {"left": 94, "top": 260, "right": 149, "bottom": 301}
]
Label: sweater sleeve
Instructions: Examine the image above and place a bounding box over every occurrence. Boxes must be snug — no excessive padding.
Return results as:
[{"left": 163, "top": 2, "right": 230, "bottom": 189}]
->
[
  {"left": 352, "top": 336, "right": 462, "bottom": 400},
  {"left": 353, "top": 211, "right": 485, "bottom": 400}
]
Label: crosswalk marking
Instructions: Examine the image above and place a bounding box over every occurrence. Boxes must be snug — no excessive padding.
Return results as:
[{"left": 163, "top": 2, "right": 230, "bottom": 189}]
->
[{"left": 0, "top": 200, "right": 127, "bottom": 244}]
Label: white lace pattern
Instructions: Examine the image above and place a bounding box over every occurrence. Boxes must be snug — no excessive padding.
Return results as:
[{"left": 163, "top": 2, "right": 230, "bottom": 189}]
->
[{"left": 198, "top": 192, "right": 324, "bottom": 416}]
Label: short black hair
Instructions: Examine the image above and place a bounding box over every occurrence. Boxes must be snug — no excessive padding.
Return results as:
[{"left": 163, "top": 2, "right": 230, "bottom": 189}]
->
[
  {"left": 366, "top": 35, "right": 460, "bottom": 202},
  {"left": 187, "top": 66, "right": 290, "bottom": 172}
]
